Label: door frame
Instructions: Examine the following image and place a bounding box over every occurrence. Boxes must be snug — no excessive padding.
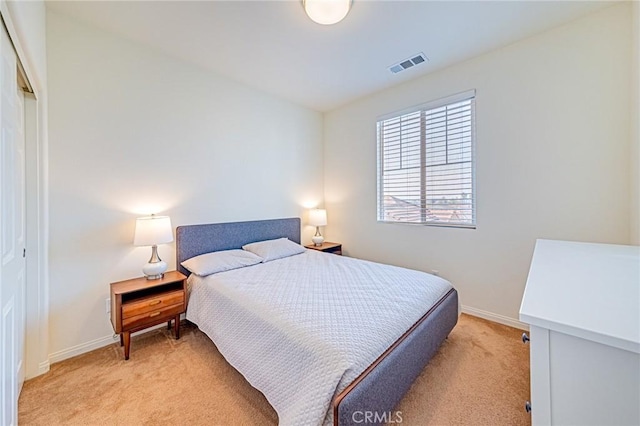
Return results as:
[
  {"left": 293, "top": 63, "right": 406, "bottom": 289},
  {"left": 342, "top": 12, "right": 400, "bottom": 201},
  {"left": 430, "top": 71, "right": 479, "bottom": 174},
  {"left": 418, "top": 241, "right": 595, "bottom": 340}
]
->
[{"left": 0, "top": 2, "right": 50, "bottom": 379}]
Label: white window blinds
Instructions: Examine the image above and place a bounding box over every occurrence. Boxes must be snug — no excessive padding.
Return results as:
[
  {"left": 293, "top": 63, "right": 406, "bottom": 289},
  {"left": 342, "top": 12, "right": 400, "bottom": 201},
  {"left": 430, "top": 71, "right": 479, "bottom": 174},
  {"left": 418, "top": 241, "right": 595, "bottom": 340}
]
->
[{"left": 377, "top": 90, "right": 476, "bottom": 227}]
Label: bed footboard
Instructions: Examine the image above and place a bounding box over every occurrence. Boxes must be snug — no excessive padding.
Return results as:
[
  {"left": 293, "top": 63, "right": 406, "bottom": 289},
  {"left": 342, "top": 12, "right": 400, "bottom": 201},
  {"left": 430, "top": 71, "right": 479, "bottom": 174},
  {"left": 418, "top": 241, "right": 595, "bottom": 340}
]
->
[{"left": 333, "top": 288, "right": 459, "bottom": 426}]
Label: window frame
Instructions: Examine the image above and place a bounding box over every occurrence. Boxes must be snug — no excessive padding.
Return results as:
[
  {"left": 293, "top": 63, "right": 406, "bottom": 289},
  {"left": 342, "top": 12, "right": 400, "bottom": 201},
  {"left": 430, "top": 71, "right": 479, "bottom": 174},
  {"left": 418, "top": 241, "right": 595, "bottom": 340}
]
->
[{"left": 376, "top": 89, "right": 477, "bottom": 229}]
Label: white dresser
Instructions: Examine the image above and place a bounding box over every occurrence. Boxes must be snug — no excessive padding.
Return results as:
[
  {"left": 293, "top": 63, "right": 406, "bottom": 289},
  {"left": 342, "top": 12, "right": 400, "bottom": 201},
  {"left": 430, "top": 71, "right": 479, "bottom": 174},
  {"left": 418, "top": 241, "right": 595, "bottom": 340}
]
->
[{"left": 520, "top": 239, "right": 640, "bottom": 426}]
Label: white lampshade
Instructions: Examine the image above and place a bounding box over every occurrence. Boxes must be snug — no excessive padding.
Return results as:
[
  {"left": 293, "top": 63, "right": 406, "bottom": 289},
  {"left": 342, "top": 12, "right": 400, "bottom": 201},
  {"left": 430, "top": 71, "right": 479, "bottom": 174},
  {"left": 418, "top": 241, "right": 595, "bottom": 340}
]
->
[
  {"left": 309, "top": 209, "right": 328, "bottom": 227},
  {"left": 303, "top": 0, "right": 352, "bottom": 25},
  {"left": 133, "top": 215, "right": 173, "bottom": 246}
]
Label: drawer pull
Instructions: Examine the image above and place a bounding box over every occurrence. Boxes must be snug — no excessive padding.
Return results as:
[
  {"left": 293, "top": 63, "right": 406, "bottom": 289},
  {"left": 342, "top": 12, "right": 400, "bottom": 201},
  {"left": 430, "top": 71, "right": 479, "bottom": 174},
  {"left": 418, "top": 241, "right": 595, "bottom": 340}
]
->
[
  {"left": 149, "top": 300, "right": 162, "bottom": 306},
  {"left": 522, "top": 333, "right": 530, "bottom": 344},
  {"left": 149, "top": 312, "right": 161, "bottom": 318}
]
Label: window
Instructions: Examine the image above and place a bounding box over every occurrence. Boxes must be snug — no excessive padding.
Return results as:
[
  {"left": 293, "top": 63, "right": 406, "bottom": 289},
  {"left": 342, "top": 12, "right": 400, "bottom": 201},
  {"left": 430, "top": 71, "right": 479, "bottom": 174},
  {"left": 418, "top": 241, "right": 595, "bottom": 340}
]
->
[{"left": 377, "top": 90, "right": 476, "bottom": 227}]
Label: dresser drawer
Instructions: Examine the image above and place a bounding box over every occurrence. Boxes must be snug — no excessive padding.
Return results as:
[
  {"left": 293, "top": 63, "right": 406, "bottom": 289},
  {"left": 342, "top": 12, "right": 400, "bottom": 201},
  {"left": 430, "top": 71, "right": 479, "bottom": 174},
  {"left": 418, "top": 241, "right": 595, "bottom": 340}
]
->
[
  {"left": 122, "top": 289, "right": 184, "bottom": 319},
  {"left": 122, "top": 303, "right": 184, "bottom": 331}
]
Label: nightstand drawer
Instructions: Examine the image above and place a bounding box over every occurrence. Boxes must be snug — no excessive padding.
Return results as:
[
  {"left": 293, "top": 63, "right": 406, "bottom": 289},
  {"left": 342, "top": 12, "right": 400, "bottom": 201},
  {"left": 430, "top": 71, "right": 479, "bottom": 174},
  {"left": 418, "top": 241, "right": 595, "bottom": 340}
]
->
[
  {"left": 122, "top": 303, "right": 184, "bottom": 330},
  {"left": 122, "top": 290, "right": 184, "bottom": 319}
]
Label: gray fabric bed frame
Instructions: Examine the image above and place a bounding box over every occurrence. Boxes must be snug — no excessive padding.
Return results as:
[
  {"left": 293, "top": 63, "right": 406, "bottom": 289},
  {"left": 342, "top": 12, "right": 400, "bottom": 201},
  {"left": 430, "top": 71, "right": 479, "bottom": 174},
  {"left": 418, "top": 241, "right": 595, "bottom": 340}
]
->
[
  {"left": 176, "top": 217, "right": 301, "bottom": 276},
  {"left": 176, "top": 217, "right": 458, "bottom": 426}
]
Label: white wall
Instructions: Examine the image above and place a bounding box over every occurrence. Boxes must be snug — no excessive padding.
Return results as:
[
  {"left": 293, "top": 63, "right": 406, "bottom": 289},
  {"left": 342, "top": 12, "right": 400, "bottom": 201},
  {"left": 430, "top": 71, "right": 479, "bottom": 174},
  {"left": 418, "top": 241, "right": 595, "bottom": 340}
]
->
[
  {"left": 324, "top": 4, "right": 633, "bottom": 324},
  {"left": 46, "top": 11, "right": 323, "bottom": 360}
]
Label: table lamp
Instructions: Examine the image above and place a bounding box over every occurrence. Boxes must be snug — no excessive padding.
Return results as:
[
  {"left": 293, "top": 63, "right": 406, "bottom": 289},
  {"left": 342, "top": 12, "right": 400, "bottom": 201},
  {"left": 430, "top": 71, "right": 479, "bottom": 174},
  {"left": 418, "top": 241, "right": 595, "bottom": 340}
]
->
[
  {"left": 134, "top": 214, "right": 173, "bottom": 279},
  {"left": 309, "top": 209, "right": 327, "bottom": 247}
]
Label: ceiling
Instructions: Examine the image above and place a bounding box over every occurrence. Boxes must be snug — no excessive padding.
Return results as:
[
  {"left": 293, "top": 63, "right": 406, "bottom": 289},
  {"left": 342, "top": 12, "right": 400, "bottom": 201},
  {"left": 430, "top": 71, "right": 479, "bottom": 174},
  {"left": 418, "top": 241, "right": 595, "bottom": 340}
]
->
[{"left": 46, "top": 0, "right": 614, "bottom": 112}]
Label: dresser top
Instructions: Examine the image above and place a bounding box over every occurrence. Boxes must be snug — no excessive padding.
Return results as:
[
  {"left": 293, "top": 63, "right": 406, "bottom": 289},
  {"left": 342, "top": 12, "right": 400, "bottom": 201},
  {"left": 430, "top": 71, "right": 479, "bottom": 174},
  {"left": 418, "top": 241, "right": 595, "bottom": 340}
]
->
[
  {"left": 520, "top": 239, "right": 640, "bottom": 354},
  {"left": 110, "top": 270, "right": 186, "bottom": 295}
]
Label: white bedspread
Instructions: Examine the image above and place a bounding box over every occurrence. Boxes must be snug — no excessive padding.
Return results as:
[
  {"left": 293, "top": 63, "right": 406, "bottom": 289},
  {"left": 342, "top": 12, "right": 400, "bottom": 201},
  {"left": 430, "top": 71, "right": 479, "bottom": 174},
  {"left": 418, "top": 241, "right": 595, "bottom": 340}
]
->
[{"left": 186, "top": 249, "right": 453, "bottom": 426}]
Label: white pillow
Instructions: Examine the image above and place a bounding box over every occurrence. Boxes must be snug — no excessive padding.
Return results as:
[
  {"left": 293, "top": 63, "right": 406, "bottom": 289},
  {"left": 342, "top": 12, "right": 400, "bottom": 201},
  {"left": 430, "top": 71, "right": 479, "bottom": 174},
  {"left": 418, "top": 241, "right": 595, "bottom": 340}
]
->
[
  {"left": 242, "top": 238, "right": 305, "bottom": 262},
  {"left": 181, "top": 249, "right": 263, "bottom": 276}
]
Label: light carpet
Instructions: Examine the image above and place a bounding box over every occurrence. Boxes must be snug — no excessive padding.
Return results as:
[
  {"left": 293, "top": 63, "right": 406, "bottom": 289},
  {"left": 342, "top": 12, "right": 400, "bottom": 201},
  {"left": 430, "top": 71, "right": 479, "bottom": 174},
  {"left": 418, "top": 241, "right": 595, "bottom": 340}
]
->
[{"left": 19, "top": 314, "right": 530, "bottom": 425}]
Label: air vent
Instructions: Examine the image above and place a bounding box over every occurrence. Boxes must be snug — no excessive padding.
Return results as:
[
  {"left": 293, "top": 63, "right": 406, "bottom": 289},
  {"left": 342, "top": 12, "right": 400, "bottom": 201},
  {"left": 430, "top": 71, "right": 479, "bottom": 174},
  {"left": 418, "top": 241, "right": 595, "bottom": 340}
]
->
[{"left": 389, "top": 52, "right": 428, "bottom": 74}]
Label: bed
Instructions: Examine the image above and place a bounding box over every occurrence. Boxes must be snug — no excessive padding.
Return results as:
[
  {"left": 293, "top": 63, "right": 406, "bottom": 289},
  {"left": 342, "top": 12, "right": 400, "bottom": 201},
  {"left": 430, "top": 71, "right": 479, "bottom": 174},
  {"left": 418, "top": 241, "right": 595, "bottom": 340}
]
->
[{"left": 176, "top": 217, "right": 458, "bottom": 426}]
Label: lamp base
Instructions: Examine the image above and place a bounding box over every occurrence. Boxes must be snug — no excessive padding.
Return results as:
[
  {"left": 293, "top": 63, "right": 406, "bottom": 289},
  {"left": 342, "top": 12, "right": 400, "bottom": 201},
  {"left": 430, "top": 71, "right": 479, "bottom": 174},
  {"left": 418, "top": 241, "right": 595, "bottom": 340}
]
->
[
  {"left": 142, "top": 260, "right": 167, "bottom": 280},
  {"left": 145, "top": 274, "right": 164, "bottom": 280},
  {"left": 311, "top": 235, "right": 324, "bottom": 247}
]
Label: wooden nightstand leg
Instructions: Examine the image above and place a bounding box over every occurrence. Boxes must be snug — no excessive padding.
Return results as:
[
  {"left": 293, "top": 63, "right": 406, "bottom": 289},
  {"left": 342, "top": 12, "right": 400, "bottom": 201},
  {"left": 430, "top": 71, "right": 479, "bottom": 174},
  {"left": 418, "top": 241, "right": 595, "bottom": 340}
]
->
[
  {"left": 167, "top": 320, "right": 172, "bottom": 330},
  {"left": 174, "top": 314, "right": 180, "bottom": 340},
  {"left": 119, "top": 334, "right": 124, "bottom": 347},
  {"left": 123, "top": 331, "right": 131, "bottom": 360}
]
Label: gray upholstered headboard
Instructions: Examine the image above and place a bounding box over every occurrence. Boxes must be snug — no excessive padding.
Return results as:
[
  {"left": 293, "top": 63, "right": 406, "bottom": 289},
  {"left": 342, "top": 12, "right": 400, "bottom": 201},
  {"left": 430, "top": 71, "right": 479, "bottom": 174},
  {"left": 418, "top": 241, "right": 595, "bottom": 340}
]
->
[{"left": 175, "top": 217, "right": 301, "bottom": 276}]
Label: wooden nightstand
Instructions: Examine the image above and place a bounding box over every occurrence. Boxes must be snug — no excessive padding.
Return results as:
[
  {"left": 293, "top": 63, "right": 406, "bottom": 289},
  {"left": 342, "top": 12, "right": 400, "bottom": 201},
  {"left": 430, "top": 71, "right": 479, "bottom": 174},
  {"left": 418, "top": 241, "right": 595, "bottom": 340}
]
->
[
  {"left": 110, "top": 271, "right": 187, "bottom": 360},
  {"left": 305, "top": 242, "right": 342, "bottom": 255}
]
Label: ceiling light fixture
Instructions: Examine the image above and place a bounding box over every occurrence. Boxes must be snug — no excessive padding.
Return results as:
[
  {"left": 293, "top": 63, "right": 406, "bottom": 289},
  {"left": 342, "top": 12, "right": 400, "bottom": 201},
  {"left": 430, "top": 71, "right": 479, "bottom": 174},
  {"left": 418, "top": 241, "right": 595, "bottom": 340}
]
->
[{"left": 303, "top": 0, "right": 352, "bottom": 25}]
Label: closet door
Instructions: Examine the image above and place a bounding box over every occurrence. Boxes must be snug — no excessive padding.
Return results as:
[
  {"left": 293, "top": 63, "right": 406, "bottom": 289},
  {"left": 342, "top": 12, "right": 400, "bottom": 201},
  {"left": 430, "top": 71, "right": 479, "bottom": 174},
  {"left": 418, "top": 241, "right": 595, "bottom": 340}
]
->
[{"left": 0, "top": 21, "right": 26, "bottom": 426}]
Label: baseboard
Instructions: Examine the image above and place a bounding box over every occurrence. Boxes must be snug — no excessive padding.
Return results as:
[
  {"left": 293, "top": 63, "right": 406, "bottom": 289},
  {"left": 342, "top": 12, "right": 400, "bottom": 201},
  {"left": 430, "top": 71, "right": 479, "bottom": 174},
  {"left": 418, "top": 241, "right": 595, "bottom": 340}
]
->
[
  {"left": 48, "top": 323, "right": 167, "bottom": 364},
  {"left": 48, "top": 334, "right": 119, "bottom": 364},
  {"left": 38, "top": 360, "right": 50, "bottom": 375},
  {"left": 25, "top": 360, "right": 50, "bottom": 380},
  {"left": 462, "top": 305, "right": 529, "bottom": 331}
]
